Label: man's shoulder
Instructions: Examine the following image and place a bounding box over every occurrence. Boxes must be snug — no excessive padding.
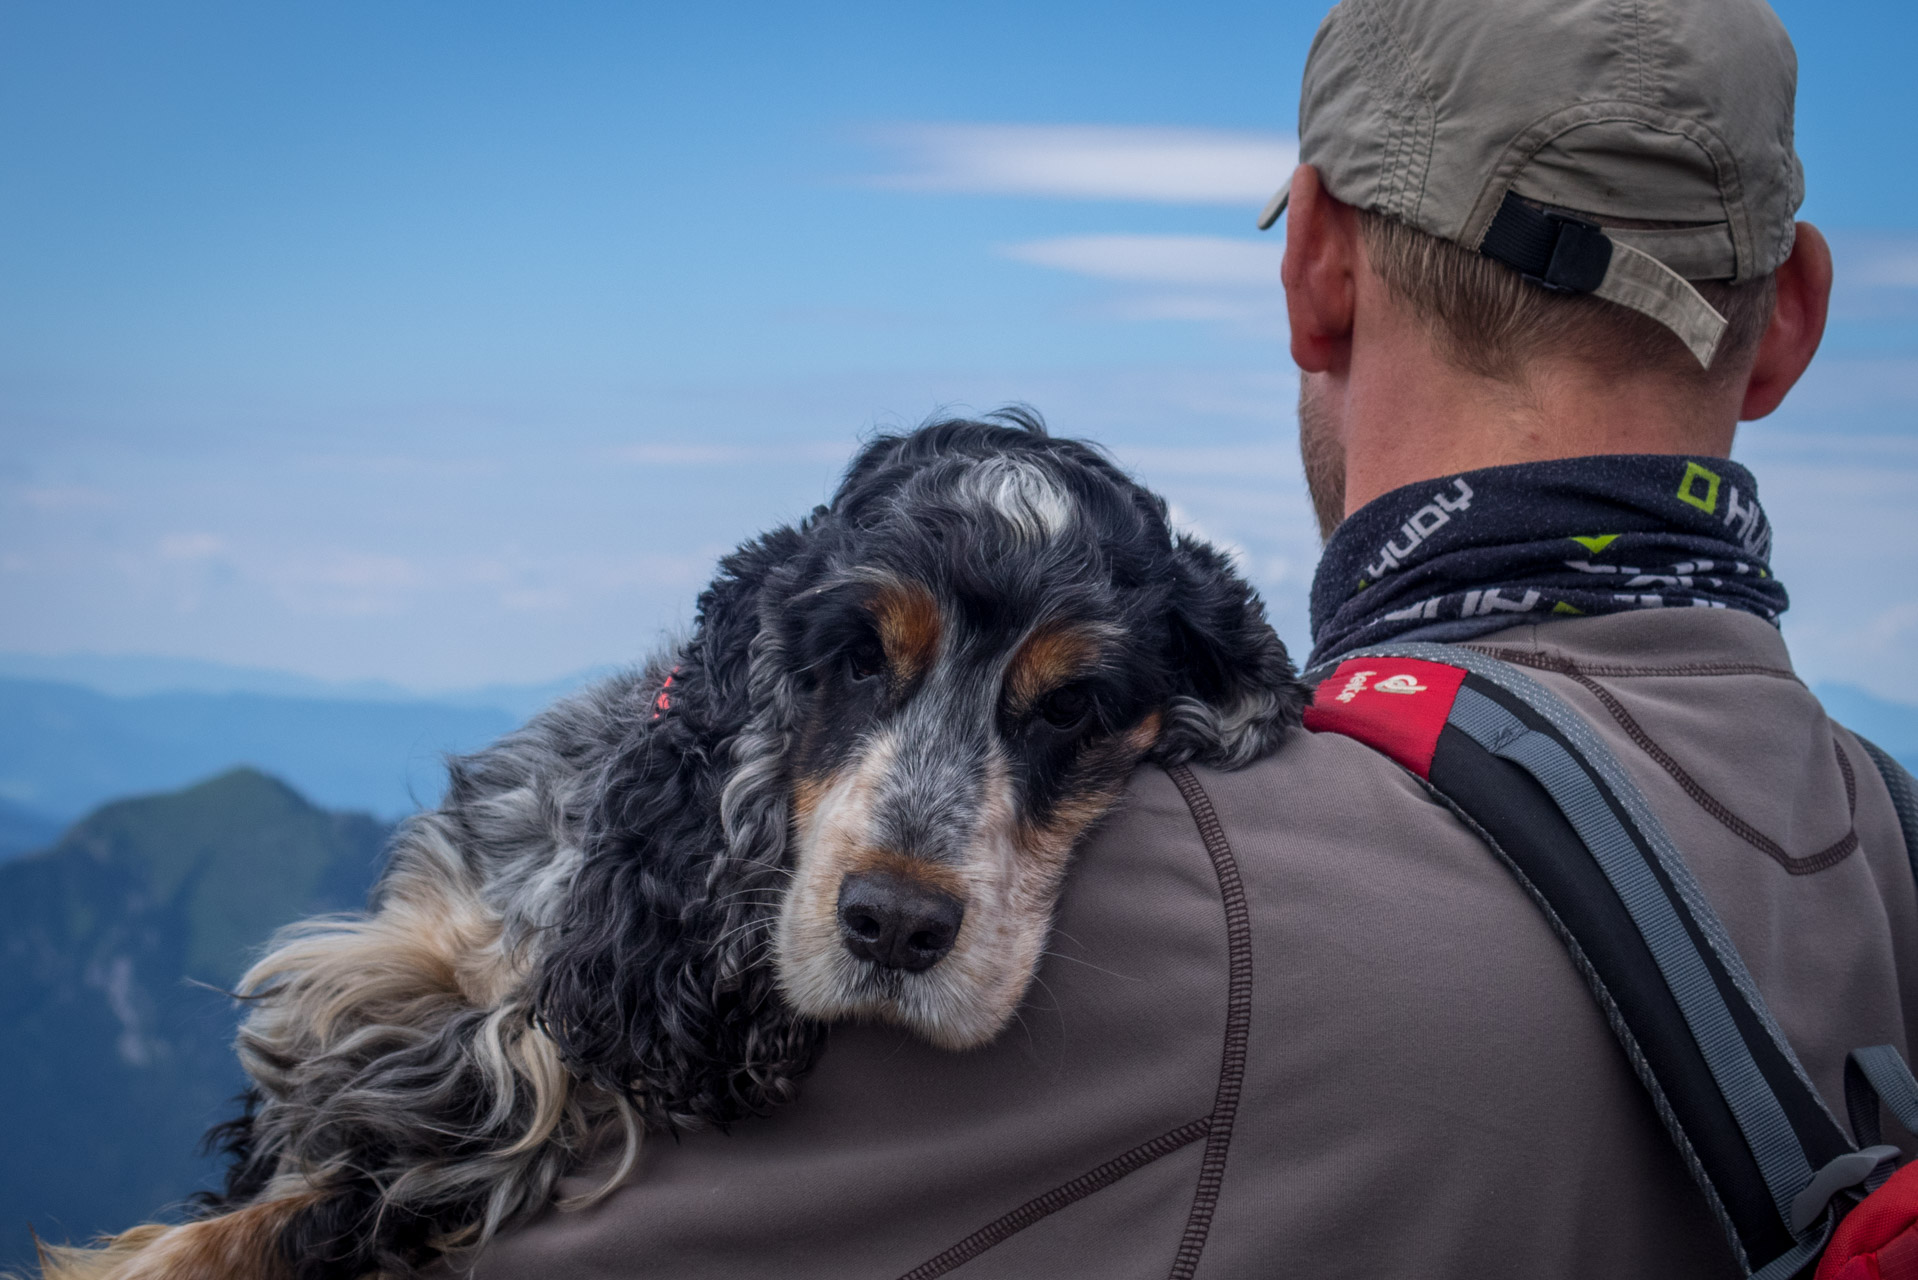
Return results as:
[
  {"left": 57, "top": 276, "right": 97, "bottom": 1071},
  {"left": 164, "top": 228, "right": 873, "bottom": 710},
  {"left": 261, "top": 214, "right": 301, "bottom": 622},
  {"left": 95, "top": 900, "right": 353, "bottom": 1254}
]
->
[
  {"left": 1100, "top": 704, "right": 1520, "bottom": 959},
  {"left": 1084, "top": 676, "right": 1745, "bottom": 1274},
  {"left": 1115, "top": 722, "right": 1466, "bottom": 861}
]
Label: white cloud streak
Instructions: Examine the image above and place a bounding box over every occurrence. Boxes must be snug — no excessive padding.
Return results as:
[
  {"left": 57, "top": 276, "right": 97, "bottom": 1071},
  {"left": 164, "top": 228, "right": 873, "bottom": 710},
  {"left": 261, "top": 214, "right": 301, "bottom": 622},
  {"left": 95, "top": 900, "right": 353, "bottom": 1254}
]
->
[
  {"left": 870, "top": 124, "right": 1296, "bottom": 205},
  {"left": 1833, "top": 233, "right": 1918, "bottom": 289},
  {"left": 1001, "top": 234, "right": 1285, "bottom": 286},
  {"left": 999, "top": 234, "right": 1287, "bottom": 335}
]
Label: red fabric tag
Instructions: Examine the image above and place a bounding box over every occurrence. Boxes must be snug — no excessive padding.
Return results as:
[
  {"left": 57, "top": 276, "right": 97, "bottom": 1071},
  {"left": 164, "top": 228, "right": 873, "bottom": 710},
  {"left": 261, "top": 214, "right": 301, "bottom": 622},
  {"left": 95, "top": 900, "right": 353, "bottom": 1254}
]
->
[{"left": 1302, "top": 657, "right": 1469, "bottom": 779}]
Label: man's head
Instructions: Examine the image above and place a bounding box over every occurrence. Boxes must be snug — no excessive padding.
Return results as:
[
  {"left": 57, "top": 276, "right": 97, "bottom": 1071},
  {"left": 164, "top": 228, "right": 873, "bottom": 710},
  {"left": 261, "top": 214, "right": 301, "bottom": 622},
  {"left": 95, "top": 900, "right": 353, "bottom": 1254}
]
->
[{"left": 1262, "top": 0, "right": 1833, "bottom": 537}]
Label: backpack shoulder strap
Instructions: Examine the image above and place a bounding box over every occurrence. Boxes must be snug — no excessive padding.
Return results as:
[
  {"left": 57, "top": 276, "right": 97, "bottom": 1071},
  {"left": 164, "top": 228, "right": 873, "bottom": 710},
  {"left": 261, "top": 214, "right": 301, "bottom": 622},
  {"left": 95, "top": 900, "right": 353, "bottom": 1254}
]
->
[
  {"left": 1849, "top": 732, "right": 1918, "bottom": 894},
  {"left": 1304, "top": 643, "right": 1875, "bottom": 1279}
]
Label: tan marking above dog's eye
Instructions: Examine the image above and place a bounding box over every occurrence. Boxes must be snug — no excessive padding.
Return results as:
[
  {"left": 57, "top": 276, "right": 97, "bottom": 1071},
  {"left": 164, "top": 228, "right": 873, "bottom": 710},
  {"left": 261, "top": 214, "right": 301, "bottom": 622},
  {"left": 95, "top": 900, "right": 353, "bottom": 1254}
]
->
[
  {"left": 1005, "top": 625, "right": 1102, "bottom": 716},
  {"left": 864, "top": 580, "right": 940, "bottom": 685}
]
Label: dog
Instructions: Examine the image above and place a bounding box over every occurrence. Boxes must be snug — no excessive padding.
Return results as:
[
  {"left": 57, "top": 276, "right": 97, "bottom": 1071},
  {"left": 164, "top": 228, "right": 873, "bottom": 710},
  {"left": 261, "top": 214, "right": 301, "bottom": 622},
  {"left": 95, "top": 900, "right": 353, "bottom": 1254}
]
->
[{"left": 35, "top": 412, "right": 1307, "bottom": 1280}]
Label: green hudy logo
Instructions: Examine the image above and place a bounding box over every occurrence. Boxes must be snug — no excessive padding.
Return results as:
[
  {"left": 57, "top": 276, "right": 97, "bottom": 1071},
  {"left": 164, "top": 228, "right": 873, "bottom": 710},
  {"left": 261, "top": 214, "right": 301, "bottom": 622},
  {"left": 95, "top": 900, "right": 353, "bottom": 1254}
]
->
[{"left": 1677, "top": 462, "right": 1722, "bottom": 514}]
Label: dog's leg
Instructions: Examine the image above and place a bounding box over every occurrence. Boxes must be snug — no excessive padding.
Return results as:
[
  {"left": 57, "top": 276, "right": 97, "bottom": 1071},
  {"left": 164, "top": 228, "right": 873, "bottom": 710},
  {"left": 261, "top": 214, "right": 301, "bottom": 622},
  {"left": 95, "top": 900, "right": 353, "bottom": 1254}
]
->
[
  {"left": 31, "top": 1193, "right": 318, "bottom": 1280},
  {"left": 206, "top": 816, "right": 623, "bottom": 1272}
]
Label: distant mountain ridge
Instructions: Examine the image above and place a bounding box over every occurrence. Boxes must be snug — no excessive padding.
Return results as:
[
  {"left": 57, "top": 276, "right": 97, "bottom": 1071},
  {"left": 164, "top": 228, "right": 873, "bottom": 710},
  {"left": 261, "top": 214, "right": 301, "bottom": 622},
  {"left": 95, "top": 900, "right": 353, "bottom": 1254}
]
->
[
  {"left": 0, "top": 795, "right": 60, "bottom": 861},
  {"left": 0, "top": 653, "right": 635, "bottom": 839},
  {"left": 0, "top": 677, "right": 520, "bottom": 827},
  {"left": 0, "top": 651, "right": 618, "bottom": 720},
  {"left": 0, "top": 768, "right": 389, "bottom": 1273}
]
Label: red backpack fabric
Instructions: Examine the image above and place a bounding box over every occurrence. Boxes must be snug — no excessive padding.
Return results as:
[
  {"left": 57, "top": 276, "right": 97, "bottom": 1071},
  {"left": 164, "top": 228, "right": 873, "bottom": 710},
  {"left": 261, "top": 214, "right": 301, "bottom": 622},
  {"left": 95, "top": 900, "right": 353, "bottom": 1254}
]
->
[{"left": 1817, "top": 1161, "right": 1918, "bottom": 1279}]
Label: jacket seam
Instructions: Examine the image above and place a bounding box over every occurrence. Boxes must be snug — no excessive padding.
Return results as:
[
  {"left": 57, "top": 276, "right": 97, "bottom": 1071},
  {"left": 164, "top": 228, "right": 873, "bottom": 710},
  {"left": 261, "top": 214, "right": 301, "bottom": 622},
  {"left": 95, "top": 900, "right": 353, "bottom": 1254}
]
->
[
  {"left": 1465, "top": 647, "right": 1800, "bottom": 682},
  {"left": 892, "top": 1118, "right": 1213, "bottom": 1280},
  {"left": 1164, "top": 763, "right": 1255, "bottom": 1280},
  {"left": 889, "top": 765, "right": 1253, "bottom": 1280},
  {"left": 1475, "top": 648, "right": 1858, "bottom": 875}
]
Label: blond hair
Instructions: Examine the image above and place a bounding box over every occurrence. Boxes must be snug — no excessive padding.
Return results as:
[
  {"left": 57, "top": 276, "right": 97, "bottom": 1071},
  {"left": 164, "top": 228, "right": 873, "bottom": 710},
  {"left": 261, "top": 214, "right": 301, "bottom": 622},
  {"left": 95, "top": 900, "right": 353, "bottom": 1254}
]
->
[{"left": 1355, "top": 209, "right": 1777, "bottom": 385}]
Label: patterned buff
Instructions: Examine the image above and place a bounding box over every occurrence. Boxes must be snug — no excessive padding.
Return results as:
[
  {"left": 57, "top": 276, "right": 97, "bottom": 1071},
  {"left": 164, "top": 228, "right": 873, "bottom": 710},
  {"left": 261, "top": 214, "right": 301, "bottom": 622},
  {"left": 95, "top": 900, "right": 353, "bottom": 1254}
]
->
[{"left": 1308, "top": 454, "right": 1789, "bottom": 667}]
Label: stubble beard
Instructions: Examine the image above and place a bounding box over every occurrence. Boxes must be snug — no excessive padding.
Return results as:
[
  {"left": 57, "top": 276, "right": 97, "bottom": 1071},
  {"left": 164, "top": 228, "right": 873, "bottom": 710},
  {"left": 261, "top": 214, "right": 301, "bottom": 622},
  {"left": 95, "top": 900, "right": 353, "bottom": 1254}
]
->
[{"left": 1297, "top": 375, "right": 1346, "bottom": 543}]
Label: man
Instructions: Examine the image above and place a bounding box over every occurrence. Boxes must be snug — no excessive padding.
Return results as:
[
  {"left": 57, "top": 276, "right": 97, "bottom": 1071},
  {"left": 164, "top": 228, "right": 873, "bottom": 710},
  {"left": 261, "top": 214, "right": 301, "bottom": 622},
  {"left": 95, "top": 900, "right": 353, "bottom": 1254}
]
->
[{"left": 475, "top": 0, "right": 1917, "bottom": 1274}]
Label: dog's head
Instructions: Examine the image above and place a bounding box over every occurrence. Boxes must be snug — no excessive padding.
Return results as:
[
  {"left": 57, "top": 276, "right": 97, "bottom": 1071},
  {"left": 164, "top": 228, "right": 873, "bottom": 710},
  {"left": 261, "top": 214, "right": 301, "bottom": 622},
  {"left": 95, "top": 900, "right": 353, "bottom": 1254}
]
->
[
  {"left": 537, "top": 414, "right": 1304, "bottom": 1127},
  {"left": 747, "top": 413, "right": 1306, "bottom": 1048}
]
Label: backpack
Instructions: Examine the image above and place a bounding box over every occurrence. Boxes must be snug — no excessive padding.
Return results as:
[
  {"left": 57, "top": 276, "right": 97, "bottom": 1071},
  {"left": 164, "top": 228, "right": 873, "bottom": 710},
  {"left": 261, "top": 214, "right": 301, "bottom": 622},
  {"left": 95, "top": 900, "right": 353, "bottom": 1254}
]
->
[{"left": 1303, "top": 644, "right": 1918, "bottom": 1280}]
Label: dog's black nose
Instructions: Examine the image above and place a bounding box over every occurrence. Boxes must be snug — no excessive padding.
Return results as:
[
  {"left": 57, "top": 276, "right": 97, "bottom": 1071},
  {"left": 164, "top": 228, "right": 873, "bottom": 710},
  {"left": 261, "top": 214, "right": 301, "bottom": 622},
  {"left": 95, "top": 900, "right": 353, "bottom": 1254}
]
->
[{"left": 837, "top": 873, "right": 964, "bottom": 973}]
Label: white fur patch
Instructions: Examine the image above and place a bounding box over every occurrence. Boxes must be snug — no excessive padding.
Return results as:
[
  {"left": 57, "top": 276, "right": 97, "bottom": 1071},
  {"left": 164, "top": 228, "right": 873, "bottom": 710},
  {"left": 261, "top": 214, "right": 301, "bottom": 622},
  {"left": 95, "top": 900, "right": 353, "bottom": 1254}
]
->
[{"left": 957, "top": 457, "right": 1073, "bottom": 542}]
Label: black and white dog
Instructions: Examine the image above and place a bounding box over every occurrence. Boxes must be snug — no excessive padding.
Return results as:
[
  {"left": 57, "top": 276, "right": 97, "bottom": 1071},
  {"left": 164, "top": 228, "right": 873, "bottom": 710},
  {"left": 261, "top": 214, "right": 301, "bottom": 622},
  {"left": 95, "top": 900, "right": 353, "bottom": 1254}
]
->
[{"left": 43, "top": 413, "right": 1306, "bottom": 1280}]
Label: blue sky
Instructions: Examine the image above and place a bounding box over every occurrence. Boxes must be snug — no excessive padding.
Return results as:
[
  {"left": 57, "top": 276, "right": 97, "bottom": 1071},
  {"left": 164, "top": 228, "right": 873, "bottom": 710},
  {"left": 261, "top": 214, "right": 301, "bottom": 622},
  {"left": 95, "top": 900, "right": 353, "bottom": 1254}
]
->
[{"left": 4, "top": 0, "right": 1917, "bottom": 696}]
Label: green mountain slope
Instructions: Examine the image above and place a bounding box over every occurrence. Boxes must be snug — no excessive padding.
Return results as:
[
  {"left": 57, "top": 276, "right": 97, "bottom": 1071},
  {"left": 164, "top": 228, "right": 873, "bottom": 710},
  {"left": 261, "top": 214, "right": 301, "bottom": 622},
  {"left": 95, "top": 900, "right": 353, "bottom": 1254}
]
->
[{"left": 0, "top": 769, "right": 388, "bottom": 1271}]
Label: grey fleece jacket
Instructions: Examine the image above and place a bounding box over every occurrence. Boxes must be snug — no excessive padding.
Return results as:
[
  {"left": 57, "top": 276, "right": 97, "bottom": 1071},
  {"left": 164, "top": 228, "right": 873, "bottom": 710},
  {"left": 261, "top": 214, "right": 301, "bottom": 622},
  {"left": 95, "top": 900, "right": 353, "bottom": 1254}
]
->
[{"left": 470, "top": 608, "right": 1918, "bottom": 1279}]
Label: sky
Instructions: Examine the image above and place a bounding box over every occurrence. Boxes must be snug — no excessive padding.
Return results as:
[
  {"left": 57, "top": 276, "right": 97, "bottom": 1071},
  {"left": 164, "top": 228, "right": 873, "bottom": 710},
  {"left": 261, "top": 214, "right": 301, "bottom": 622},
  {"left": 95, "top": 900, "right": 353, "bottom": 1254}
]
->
[{"left": 4, "top": 0, "right": 1918, "bottom": 698}]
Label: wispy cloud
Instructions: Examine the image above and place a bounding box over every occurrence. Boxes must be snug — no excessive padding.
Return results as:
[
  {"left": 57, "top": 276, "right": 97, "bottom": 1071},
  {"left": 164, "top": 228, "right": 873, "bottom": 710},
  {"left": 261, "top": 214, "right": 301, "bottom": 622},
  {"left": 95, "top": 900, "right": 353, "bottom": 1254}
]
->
[
  {"left": 1001, "top": 234, "right": 1284, "bottom": 285},
  {"left": 1841, "top": 234, "right": 1918, "bottom": 289},
  {"left": 16, "top": 485, "right": 116, "bottom": 512},
  {"left": 1000, "top": 234, "right": 1286, "bottom": 335},
  {"left": 157, "top": 532, "right": 227, "bottom": 561},
  {"left": 869, "top": 124, "right": 1296, "bottom": 205},
  {"left": 1824, "top": 232, "right": 1918, "bottom": 326}
]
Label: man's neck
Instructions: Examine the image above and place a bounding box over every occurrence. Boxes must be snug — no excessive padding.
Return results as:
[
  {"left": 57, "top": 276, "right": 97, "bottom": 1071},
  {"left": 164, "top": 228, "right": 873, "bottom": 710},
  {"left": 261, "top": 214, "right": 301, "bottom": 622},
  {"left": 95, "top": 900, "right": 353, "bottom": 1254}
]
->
[{"left": 1332, "top": 289, "right": 1741, "bottom": 517}]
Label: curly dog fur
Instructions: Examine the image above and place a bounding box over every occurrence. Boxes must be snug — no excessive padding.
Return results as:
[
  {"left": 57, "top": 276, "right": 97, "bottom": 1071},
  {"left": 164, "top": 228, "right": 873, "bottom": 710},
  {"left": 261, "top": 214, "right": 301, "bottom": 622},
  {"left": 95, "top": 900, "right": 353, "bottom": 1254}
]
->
[{"left": 34, "top": 412, "right": 1306, "bottom": 1280}]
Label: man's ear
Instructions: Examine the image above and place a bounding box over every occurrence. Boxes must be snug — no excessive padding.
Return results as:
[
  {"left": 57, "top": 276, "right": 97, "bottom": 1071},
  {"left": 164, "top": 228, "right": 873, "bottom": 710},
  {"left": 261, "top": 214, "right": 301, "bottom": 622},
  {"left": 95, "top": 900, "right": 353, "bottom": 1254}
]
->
[
  {"left": 1740, "top": 221, "right": 1832, "bottom": 422},
  {"left": 1152, "top": 535, "right": 1309, "bottom": 769},
  {"left": 1283, "top": 164, "right": 1361, "bottom": 378}
]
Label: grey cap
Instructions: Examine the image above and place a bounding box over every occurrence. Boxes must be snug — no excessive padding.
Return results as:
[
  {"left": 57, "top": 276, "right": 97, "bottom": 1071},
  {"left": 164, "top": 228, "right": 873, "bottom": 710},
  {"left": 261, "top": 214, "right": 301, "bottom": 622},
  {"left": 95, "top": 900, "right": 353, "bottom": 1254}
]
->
[{"left": 1257, "top": 0, "right": 1804, "bottom": 367}]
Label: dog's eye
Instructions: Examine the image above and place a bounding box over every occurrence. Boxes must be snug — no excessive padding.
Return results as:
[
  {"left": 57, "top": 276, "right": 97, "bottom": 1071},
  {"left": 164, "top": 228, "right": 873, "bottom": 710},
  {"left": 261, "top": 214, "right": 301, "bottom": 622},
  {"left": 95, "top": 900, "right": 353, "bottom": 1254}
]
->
[
  {"left": 846, "top": 637, "right": 886, "bottom": 682},
  {"left": 1035, "top": 685, "right": 1092, "bottom": 733}
]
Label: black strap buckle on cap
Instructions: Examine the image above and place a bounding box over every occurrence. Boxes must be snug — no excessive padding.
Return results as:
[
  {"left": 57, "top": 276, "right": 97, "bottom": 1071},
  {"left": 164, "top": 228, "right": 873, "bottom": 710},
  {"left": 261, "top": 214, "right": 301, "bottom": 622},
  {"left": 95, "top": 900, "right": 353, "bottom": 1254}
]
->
[{"left": 1479, "top": 191, "right": 1614, "bottom": 294}]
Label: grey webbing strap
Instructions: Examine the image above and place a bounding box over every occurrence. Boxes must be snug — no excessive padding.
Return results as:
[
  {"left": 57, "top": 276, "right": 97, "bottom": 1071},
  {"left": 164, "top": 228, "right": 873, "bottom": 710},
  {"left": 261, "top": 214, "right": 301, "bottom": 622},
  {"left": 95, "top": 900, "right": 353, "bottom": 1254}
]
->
[
  {"left": 1848, "top": 1045, "right": 1918, "bottom": 1148},
  {"left": 1449, "top": 685, "right": 1816, "bottom": 1229}
]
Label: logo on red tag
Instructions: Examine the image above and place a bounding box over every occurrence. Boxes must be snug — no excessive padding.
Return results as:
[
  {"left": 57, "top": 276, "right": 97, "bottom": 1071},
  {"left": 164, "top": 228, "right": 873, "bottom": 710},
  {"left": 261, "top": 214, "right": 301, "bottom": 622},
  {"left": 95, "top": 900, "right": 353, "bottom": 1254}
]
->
[{"left": 1303, "top": 657, "right": 1467, "bottom": 778}]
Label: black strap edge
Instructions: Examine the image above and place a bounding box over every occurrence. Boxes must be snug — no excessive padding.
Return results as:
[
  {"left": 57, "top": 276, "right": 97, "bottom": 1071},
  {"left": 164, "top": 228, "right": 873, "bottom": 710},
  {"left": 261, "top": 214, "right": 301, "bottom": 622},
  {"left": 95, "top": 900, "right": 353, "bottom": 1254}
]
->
[
  {"left": 1446, "top": 678, "right": 1858, "bottom": 1263},
  {"left": 1429, "top": 706, "right": 1796, "bottom": 1265},
  {"left": 1410, "top": 766, "right": 1752, "bottom": 1273}
]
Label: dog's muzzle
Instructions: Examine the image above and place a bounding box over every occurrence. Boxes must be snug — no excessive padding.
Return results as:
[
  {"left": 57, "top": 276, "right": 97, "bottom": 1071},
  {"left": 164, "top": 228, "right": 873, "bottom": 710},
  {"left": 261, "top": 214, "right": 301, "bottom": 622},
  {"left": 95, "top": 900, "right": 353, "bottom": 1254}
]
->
[{"left": 836, "top": 871, "right": 964, "bottom": 973}]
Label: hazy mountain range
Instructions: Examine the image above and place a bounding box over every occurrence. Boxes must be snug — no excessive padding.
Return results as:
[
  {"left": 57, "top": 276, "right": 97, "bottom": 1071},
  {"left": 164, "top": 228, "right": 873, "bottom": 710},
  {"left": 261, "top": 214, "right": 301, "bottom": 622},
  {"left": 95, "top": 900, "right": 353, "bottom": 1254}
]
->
[
  {"left": 0, "top": 768, "right": 388, "bottom": 1273},
  {"left": 0, "top": 653, "right": 621, "bottom": 838},
  {"left": 0, "top": 652, "right": 612, "bottom": 720},
  {"left": 0, "top": 677, "right": 517, "bottom": 832}
]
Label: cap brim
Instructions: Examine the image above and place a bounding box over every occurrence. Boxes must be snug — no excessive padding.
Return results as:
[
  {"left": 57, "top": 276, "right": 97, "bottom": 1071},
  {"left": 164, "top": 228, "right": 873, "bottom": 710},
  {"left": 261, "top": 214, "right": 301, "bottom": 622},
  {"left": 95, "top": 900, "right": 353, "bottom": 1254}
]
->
[{"left": 1256, "top": 176, "right": 1292, "bottom": 231}]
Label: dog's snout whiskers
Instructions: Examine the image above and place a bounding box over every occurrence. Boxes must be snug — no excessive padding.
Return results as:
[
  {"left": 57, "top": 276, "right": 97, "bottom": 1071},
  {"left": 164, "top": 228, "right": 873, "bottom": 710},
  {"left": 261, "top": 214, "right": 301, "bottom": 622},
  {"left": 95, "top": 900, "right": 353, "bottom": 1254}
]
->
[{"left": 836, "top": 871, "right": 964, "bottom": 973}]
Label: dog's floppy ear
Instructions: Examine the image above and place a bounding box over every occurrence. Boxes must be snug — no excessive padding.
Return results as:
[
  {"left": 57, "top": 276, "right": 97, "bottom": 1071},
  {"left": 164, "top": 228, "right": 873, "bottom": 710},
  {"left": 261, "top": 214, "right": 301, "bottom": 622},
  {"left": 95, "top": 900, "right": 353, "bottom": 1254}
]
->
[
  {"left": 534, "top": 521, "right": 823, "bottom": 1131},
  {"left": 1152, "top": 534, "right": 1309, "bottom": 769}
]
